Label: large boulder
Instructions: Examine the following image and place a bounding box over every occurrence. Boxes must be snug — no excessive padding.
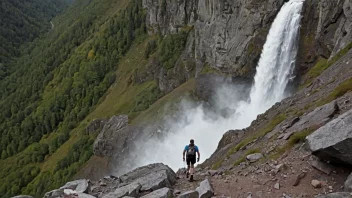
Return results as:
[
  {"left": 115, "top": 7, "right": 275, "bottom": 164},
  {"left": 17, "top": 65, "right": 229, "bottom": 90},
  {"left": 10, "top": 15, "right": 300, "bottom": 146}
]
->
[
  {"left": 102, "top": 182, "right": 141, "bottom": 198},
  {"left": 60, "top": 179, "right": 90, "bottom": 193},
  {"left": 307, "top": 108, "right": 352, "bottom": 165},
  {"left": 177, "top": 190, "right": 199, "bottom": 198},
  {"left": 283, "top": 100, "right": 339, "bottom": 140},
  {"left": 315, "top": 192, "right": 352, "bottom": 198},
  {"left": 140, "top": 187, "right": 172, "bottom": 198},
  {"left": 44, "top": 189, "right": 64, "bottom": 198},
  {"left": 120, "top": 163, "right": 177, "bottom": 191},
  {"left": 196, "top": 179, "right": 214, "bottom": 198},
  {"left": 345, "top": 173, "right": 352, "bottom": 192},
  {"left": 86, "top": 118, "right": 107, "bottom": 134}
]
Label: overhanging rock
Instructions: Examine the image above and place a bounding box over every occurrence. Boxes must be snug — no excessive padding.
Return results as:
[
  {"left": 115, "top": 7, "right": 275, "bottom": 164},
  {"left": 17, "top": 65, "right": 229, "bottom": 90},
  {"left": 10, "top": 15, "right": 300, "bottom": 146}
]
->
[{"left": 306, "top": 109, "right": 352, "bottom": 165}]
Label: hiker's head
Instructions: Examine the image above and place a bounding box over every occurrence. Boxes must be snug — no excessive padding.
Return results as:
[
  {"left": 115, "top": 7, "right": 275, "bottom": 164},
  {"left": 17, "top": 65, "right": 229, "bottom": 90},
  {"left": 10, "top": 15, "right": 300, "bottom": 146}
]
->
[{"left": 190, "top": 139, "right": 194, "bottom": 146}]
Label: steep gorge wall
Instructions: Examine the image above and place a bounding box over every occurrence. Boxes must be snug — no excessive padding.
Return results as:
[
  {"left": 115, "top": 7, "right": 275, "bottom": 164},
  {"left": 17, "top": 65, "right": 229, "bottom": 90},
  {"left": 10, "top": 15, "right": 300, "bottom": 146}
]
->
[
  {"left": 143, "top": 0, "right": 285, "bottom": 77},
  {"left": 143, "top": 0, "right": 352, "bottom": 81},
  {"left": 297, "top": 0, "right": 352, "bottom": 78}
]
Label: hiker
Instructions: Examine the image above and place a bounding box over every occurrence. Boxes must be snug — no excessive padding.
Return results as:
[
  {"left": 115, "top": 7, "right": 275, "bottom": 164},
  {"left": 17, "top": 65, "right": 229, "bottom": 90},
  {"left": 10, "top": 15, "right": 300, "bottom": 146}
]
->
[{"left": 183, "top": 139, "right": 200, "bottom": 182}]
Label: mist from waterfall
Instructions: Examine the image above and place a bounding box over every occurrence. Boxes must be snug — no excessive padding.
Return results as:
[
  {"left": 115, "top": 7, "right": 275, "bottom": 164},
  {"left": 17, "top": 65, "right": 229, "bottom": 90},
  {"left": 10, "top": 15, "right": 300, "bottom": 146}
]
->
[{"left": 113, "top": 0, "right": 305, "bottom": 174}]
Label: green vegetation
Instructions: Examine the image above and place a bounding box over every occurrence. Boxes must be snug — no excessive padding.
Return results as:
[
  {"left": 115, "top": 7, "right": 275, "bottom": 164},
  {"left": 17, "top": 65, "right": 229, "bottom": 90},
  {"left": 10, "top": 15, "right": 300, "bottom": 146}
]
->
[
  {"left": 0, "top": 0, "right": 68, "bottom": 65},
  {"left": 226, "top": 113, "right": 286, "bottom": 158},
  {"left": 269, "top": 128, "right": 316, "bottom": 159},
  {"left": 158, "top": 29, "right": 190, "bottom": 69},
  {"left": 0, "top": 0, "right": 148, "bottom": 196},
  {"left": 315, "top": 77, "right": 352, "bottom": 107},
  {"left": 301, "top": 42, "right": 352, "bottom": 89}
]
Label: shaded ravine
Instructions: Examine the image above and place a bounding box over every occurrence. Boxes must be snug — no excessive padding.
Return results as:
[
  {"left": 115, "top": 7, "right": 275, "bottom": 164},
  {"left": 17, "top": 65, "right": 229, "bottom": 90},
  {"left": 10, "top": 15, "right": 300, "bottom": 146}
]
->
[{"left": 112, "top": 0, "right": 305, "bottom": 175}]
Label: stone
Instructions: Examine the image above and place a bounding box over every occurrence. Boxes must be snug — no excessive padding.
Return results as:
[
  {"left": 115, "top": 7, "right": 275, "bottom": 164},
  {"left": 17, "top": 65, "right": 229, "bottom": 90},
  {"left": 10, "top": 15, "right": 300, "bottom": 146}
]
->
[
  {"left": 120, "top": 163, "right": 177, "bottom": 191},
  {"left": 293, "top": 172, "right": 306, "bottom": 186},
  {"left": 11, "top": 196, "right": 34, "bottom": 198},
  {"left": 141, "top": 187, "right": 172, "bottom": 198},
  {"left": 284, "top": 101, "right": 339, "bottom": 140},
  {"left": 311, "top": 159, "right": 334, "bottom": 175},
  {"left": 196, "top": 179, "right": 214, "bottom": 198},
  {"left": 345, "top": 173, "right": 352, "bottom": 192},
  {"left": 102, "top": 182, "right": 141, "bottom": 198},
  {"left": 177, "top": 190, "right": 199, "bottom": 198},
  {"left": 208, "top": 170, "right": 218, "bottom": 176},
  {"left": 311, "top": 180, "right": 322, "bottom": 188},
  {"left": 86, "top": 118, "right": 106, "bottom": 134},
  {"left": 306, "top": 109, "right": 352, "bottom": 165},
  {"left": 315, "top": 192, "right": 352, "bottom": 198},
  {"left": 274, "top": 183, "right": 280, "bottom": 190},
  {"left": 246, "top": 153, "right": 263, "bottom": 163},
  {"left": 44, "top": 189, "right": 65, "bottom": 198},
  {"left": 60, "top": 179, "right": 90, "bottom": 193}
]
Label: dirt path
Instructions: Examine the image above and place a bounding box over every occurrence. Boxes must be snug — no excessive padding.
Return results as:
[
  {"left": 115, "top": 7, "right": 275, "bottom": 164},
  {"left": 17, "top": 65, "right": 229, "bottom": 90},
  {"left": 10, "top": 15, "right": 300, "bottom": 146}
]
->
[{"left": 173, "top": 146, "right": 351, "bottom": 198}]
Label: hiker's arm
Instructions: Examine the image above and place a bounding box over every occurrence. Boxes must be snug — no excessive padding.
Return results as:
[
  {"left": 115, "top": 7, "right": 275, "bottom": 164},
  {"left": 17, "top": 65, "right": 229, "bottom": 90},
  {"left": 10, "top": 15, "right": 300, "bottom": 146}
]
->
[
  {"left": 182, "top": 150, "right": 186, "bottom": 161},
  {"left": 197, "top": 151, "right": 200, "bottom": 161}
]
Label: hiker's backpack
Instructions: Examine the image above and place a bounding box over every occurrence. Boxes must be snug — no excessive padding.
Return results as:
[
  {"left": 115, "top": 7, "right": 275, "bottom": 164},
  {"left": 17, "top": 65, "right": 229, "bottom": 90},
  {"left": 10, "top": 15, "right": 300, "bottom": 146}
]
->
[{"left": 186, "top": 145, "right": 196, "bottom": 158}]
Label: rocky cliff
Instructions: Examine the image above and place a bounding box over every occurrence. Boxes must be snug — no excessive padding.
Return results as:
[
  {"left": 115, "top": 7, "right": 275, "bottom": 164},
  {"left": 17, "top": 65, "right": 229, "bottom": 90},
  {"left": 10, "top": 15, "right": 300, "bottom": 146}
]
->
[{"left": 143, "top": 0, "right": 352, "bottom": 81}]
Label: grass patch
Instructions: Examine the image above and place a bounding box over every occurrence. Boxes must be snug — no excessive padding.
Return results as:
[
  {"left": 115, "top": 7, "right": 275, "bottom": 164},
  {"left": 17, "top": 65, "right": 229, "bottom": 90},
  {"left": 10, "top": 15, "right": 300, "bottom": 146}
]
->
[
  {"left": 211, "top": 159, "right": 224, "bottom": 170},
  {"left": 314, "top": 77, "right": 352, "bottom": 107},
  {"left": 233, "top": 148, "right": 261, "bottom": 166},
  {"left": 226, "top": 114, "right": 286, "bottom": 158},
  {"left": 269, "top": 128, "right": 316, "bottom": 159},
  {"left": 200, "top": 64, "right": 221, "bottom": 75},
  {"left": 301, "top": 42, "right": 352, "bottom": 89}
]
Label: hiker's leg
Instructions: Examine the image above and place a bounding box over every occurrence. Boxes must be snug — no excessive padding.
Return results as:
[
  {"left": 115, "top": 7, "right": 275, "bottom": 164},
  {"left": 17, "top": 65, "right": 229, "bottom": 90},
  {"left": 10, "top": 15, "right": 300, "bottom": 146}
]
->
[{"left": 190, "top": 163, "right": 194, "bottom": 175}]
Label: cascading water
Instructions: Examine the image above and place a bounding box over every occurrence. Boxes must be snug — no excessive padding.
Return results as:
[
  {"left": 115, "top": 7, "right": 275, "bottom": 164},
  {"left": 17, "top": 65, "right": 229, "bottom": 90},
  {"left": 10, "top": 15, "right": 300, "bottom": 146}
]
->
[
  {"left": 234, "top": 0, "right": 304, "bottom": 127},
  {"left": 113, "top": 0, "right": 305, "bottom": 174}
]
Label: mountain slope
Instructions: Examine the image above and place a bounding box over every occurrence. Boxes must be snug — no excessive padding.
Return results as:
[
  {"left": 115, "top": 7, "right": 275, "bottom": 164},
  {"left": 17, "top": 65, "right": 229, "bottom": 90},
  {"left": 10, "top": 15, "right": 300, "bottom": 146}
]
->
[{"left": 0, "top": 0, "right": 68, "bottom": 66}]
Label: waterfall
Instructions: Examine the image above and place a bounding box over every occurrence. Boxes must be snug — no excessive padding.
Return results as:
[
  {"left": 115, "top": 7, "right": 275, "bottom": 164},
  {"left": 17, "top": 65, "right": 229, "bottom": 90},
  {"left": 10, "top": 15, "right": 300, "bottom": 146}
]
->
[
  {"left": 113, "top": 0, "right": 305, "bottom": 174},
  {"left": 234, "top": 0, "right": 304, "bottom": 127}
]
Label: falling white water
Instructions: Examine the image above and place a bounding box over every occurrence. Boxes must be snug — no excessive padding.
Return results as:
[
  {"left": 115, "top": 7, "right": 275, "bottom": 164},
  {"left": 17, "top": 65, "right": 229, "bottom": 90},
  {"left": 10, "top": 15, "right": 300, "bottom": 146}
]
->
[{"left": 113, "top": 0, "right": 305, "bottom": 174}]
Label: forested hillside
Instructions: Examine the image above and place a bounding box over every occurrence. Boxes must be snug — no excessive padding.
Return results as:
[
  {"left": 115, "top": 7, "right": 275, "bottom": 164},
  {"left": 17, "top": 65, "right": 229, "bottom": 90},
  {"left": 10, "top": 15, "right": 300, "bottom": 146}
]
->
[
  {"left": 0, "top": 0, "right": 69, "bottom": 68},
  {"left": 0, "top": 0, "right": 150, "bottom": 197}
]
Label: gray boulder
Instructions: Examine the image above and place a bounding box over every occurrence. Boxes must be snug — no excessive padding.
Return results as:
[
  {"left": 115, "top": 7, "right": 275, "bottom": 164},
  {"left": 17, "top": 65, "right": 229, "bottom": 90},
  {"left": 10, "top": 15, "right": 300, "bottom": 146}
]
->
[
  {"left": 86, "top": 118, "right": 106, "bottom": 134},
  {"left": 75, "top": 193, "right": 96, "bottom": 198},
  {"left": 283, "top": 101, "right": 339, "bottom": 140},
  {"left": 306, "top": 109, "right": 352, "bottom": 165},
  {"left": 141, "top": 187, "right": 172, "bottom": 198},
  {"left": 196, "top": 179, "right": 214, "bottom": 198},
  {"left": 93, "top": 115, "right": 129, "bottom": 156},
  {"left": 177, "top": 190, "right": 199, "bottom": 198},
  {"left": 11, "top": 196, "right": 34, "bottom": 198},
  {"left": 44, "top": 189, "right": 64, "bottom": 198},
  {"left": 102, "top": 182, "right": 141, "bottom": 198},
  {"left": 120, "top": 163, "right": 177, "bottom": 191},
  {"left": 315, "top": 192, "right": 352, "bottom": 198},
  {"left": 246, "top": 153, "right": 263, "bottom": 163},
  {"left": 345, "top": 173, "right": 352, "bottom": 192},
  {"left": 60, "top": 179, "right": 90, "bottom": 193}
]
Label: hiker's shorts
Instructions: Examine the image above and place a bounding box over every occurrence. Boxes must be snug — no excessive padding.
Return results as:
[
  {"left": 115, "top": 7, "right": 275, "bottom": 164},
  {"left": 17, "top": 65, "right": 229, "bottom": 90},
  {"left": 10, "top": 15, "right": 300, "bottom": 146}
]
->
[{"left": 186, "top": 157, "right": 196, "bottom": 166}]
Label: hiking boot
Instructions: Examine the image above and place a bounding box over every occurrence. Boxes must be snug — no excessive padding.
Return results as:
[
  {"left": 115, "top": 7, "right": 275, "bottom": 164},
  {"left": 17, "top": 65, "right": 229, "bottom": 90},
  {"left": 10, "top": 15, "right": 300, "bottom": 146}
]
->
[
  {"left": 190, "top": 175, "right": 194, "bottom": 182},
  {"left": 186, "top": 172, "right": 189, "bottom": 178}
]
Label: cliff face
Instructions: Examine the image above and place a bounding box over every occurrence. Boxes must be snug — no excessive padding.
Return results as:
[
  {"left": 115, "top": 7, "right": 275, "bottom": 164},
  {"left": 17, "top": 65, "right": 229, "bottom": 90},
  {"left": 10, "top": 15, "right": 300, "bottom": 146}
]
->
[
  {"left": 297, "top": 0, "right": 352, "bottom": 77},
  {"left": 143, "top": 0, "right": 352, "bottom": 79},
  {"left": 143, "top": 0, "right": 285, "bottom": 76}
]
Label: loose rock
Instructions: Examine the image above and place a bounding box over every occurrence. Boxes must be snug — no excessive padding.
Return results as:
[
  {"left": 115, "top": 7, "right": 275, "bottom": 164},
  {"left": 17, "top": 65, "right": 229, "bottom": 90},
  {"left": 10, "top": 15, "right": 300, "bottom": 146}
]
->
[
  {"left": 274, "top": 183, "right": 280, "bottom": 190},
  {"left": 60, "top": 179, "right": 90, "bottom": 193},
  {"left": 315, "top": 192, "right": 352, "bottom": 198},
  {"left": 311, "top": 180, "right": 322, "bottom": 188},
  {"left": 246, "top": 153, "right": 263, "bottom": 163},
  {"left": 141, "top": 187, "right": 172, "bottom": 198},
  {"left": 311, "top": 159, "right": 334, "bottom": 175},
  {"left": 177, "top": 190, "right": 199, "bottom": 198},
  {"left": 345, "top": 173, "right": 352, "bottom": 192},
  {"left": 102, "top": 182, "right": 141, "bottom": 198},
  {"left": 196, "top": 179, "right": 214, "bottom": 198}
]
